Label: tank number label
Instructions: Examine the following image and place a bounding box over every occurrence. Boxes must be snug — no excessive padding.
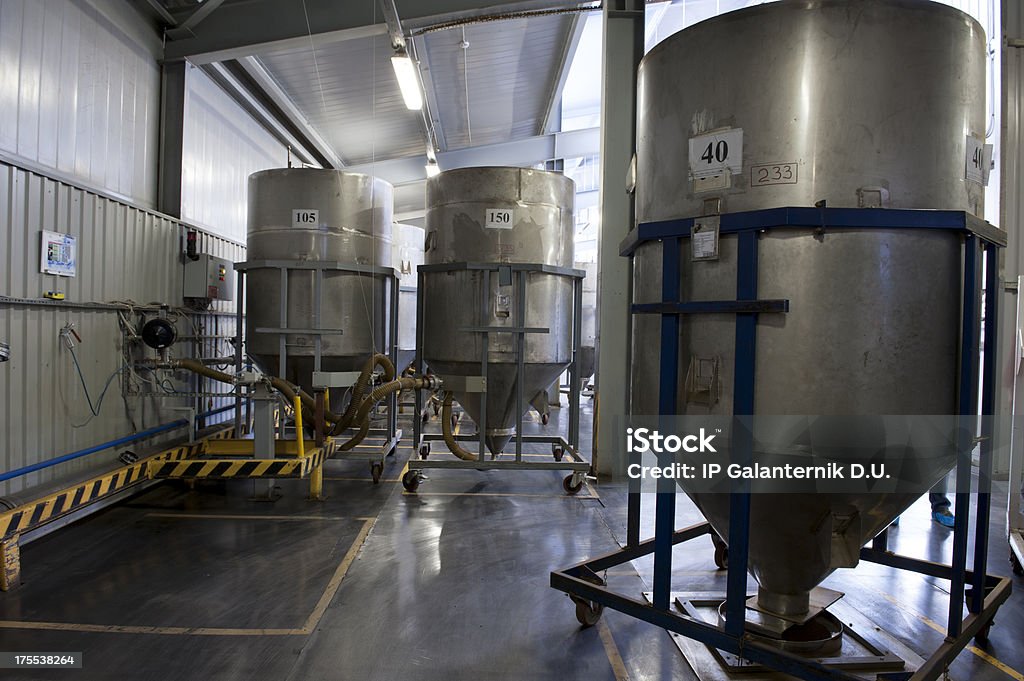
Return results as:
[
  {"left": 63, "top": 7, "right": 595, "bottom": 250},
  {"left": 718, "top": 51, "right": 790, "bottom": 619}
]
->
[
  {"left": 688, "top": 129, "right": 743, "bottom": 179},
  {"left": 292, "top": 209, "right": 319, "bottom": 227},
  {"left": 751, "top": 163, "right": 798, "bottom": 186},
  {"left": 485, "top": 208, "right": 514, "bottom": 229},
  {"left": 965, "top": 135, "right": 992, "bottom": 186}
]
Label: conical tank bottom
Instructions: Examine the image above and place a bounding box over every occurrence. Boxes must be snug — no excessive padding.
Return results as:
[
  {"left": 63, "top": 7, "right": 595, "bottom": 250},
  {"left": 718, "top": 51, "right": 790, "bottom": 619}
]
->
[
  {"left": 690, "top": 420, "right": 957, "bottom": 616},
  {"left": 251, "top": 353, "right": 366, "bottom": 390},
  {"left": 432, "top": 361, "right": 567, "bottom": 456}
]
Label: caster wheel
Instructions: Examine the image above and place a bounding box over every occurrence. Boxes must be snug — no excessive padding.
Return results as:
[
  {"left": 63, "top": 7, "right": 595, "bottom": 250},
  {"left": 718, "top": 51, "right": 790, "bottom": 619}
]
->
[
  {"left": 370, "top": 462, "right": 383, "bottom": 484},
  {"left": 402, "top": 470, "right": 421, "bottom": 492},
  {"left": 711, "top": 534, "right": 729, "bottom": 570},
  {"left": 419, "top": 443, "right": 431, "bottom": 460},
  {"left": 1011, "top": 552, "right": 1023, "bottom": 576},
  {"left": 421, "top": 412, "right": 430, "bottom": 425},
  {"left": 541, "top": 413, "right": 550, "bottom": 425},
  {"left": 713, "top": 544, "right": 729, "bottom": 570},
  {"left": 552, "top": 446, "right": 564, "bottom": 462},
  {"left": 571, "top": 597, "right": 604, "bottom": 627},
  {"left": 563, "top": 474, "right": 583, "bottom": 496}
]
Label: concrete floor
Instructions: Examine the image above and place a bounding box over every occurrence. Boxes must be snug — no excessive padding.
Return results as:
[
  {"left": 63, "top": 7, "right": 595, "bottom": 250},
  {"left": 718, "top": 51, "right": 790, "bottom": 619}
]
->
[{"left": 0, "top": 401, "right": 1021, "bottom": 681}]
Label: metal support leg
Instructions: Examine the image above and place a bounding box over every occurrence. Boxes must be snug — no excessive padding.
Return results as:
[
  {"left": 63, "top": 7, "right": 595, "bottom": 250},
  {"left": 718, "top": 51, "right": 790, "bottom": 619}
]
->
[
  {"left": 251, "top": 383, "right": 279, "bottom": 501},
  {"left": 0, "top": 536, "right": 19, "bottom": 591},
  {"left": 653, "top": 237, "right": 681, "bottom": 610},
  {"left": 950, "top": 235, "right": 979, "bottom": 636},
  {"left": 310, "top": 389, "right": 326, "bottom": 501},
  {"left": 971, "top": 244, "right": 999, "bottom": 613}
]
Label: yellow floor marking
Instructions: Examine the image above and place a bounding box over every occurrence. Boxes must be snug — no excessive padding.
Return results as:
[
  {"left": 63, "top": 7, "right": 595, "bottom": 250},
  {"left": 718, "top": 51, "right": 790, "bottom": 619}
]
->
[
  {"left": 300, "top": 517, "right": 374, "bottom": 632},
  {"left": 145, "top": 513, "right": 369, "bottom": 522},
  {"left": 874, "top": 589, "right": 1023, "bottom": 681},
  {"left": 0, "top": 518, "right": 375, "bottom": 637},
  {"left": 598, "top": 619, "right": 631, "bottom": 681},
  {"left": 402, "top": 491, "right": 599, "bottom": 500},
  {"left": 324, "top": 476, "right": 401, "bottom": 483}
]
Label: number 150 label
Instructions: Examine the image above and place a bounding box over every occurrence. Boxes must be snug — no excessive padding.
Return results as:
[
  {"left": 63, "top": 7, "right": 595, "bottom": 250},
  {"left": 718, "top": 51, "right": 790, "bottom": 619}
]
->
[{"left": 485, "top": 208, "right": 513, "bottom": 229}]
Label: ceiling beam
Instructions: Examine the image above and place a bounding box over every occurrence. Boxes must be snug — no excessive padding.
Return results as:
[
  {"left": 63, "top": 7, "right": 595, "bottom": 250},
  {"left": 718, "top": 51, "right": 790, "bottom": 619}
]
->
[
  {"left": 343, "top": 126, "right": 599, "bottom": 186},
  {"left": 540, "top": 12, "right": 587, "bottom": 134},
  {"left": 201, "top": 62, "right": 321, "bottom": 168},
  {"left": 235, "top": 56, "right": 345, "bottom": 168},
  {"left": 165, "top": 0, "right": 227, "bottom": 39},
  {"left": 162, "top": 0, "right": 586, "bottom": 63}
]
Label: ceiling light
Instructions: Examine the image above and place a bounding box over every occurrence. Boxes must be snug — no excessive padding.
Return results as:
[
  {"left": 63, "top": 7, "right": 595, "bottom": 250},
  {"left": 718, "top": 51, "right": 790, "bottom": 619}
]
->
[
  {"left": 391, "top": 51, "right": 423, "bottom": 110},
  {"left": 425, "top": 162, "right": 441, "bottom": 178}
]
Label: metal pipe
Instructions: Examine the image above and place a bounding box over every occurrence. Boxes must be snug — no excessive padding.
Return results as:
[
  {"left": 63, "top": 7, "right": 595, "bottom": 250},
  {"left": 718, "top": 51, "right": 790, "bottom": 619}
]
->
[{"left": 0, "top": 404, "right": 234, "bottom": 484}]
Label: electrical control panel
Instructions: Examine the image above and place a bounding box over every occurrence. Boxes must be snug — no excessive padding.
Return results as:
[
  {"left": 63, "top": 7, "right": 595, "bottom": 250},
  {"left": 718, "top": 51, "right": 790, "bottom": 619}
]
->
[{"left": 183, "top": 254, "right": 234, "bottom": 301}]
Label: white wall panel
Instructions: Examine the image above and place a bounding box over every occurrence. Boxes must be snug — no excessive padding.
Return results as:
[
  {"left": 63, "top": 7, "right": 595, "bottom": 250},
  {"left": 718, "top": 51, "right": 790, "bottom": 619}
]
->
[
  {"left": 181, "top": 66, "right": 288, "bottom": 243},
  {"left": 0, "top": 159, "right": 243, "bottom": 498},
  {"left": 0, "top": 0, "right": 160, "bottom": 207}
]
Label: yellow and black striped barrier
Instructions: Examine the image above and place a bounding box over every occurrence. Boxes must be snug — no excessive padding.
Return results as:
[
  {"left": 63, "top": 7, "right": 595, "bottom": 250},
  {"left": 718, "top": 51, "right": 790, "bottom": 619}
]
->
[
  {"left": 0, "top": 428, "right": 234, "bottom": 544},
  {"left": 148, "top": 447, "right": 326, "bottom": 480},
  {"left": 0, "top": 426, "right": 235, "bottom": 590}
]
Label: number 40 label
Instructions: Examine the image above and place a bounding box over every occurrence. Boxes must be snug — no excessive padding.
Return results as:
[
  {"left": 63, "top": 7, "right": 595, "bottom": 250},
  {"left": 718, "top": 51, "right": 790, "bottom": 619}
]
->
[
  {"left": 688, "top": 128, "right": 743, "bottom": 179},
  {"left": 485, "top": 208, "right": 514, "bottom": 229}
]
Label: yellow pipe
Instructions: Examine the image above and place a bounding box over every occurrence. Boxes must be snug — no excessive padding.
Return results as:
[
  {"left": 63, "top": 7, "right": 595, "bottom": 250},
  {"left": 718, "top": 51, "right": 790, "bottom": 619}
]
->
[{"left": 293, "top": 396, "right": 305, "bottom": 459}]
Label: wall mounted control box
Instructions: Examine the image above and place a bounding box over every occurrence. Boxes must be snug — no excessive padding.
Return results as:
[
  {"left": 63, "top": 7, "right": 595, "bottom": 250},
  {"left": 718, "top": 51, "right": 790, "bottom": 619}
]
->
[{"left": 184, "top": 254, "right": 234, "bottom": 301}]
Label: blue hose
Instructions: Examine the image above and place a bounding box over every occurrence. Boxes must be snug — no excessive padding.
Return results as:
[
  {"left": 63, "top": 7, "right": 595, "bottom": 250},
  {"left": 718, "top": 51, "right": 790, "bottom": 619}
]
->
[{"left": 0, "top": 404, "right": 235, "bottom": 483}]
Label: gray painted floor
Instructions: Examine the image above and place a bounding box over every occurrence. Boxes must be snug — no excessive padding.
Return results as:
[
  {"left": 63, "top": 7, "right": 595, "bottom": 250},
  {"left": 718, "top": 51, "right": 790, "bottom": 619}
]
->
[{"left": 0, "top": 401, "right": 1021, "bottom": 681}]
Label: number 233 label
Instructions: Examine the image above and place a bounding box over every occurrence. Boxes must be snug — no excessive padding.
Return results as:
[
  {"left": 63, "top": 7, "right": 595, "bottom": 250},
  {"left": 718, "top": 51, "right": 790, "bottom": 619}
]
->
[{"left": 750, "top": 162, "right": 798, "bottom": 186}]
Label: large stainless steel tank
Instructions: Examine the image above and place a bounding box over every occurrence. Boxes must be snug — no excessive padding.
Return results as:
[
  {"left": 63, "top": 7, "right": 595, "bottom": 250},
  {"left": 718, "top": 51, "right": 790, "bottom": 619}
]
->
[
  {"left": 393, "top": 223, "right": 424, "bottom": 371},
  {"left": 578, "top": 261, "right": 597, "bottom": 383},
  {"left": 246, "top": 168, "right": 393, "bottom": 388},
  {"left": 631, "top": 0, "right": 985, "bottom": 618},
  {"left": 422, "top": 167, "right": 575, "bottom": 454}
]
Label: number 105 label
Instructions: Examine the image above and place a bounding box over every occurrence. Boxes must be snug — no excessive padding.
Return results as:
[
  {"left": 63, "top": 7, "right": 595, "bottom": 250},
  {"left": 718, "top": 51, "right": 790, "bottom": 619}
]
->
[{"left": 750, "top": 162, "right": 798, "bottom": 186}]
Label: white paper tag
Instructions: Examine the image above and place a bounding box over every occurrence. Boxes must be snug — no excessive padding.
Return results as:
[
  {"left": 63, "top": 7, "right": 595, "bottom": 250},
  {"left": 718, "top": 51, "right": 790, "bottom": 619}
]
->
[
  {"left": 691, "top": 218, "right": 720, "bottom": 261},
  {"left": 485, "top": 208, "right": 514, "bottom": 229},
  {"left": 292, "top": 209, "right": 319, "bottom": 228},
  {"left": 689, "top": 129, "right": 743, "bottom": 179}
]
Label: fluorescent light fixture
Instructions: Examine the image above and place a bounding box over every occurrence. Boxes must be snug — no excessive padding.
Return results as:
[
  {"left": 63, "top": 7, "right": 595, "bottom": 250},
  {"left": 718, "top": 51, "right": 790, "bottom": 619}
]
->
[
  {"left": 425, "top": 162, "right": 441, "bottom": 178},
  {"left": 391, "top": 52, "right": 423, "bottom": 110}
]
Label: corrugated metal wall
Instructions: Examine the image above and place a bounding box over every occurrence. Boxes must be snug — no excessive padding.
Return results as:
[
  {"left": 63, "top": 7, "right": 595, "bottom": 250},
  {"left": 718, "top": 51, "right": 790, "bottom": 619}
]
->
[
  {"left": 0, "top": 159, "right": 243, "bottom": 497},
  {"left": 0, "top": 0, "right": 161, "bottom": 207},
  {"left": 181, "top": 66, "right": 289, "bottom": 243}
]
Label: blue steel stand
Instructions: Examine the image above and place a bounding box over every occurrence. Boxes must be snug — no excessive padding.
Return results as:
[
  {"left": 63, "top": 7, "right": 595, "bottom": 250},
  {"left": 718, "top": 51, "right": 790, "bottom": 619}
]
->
[{"left": 550, "top": 207, "right": 1012, "bottom": 681}]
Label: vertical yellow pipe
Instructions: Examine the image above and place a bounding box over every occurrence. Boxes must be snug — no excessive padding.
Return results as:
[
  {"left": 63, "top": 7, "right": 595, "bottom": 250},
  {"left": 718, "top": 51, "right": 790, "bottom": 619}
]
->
[{"left": 293, "top": 396, "right": 305, "bottom": 459}]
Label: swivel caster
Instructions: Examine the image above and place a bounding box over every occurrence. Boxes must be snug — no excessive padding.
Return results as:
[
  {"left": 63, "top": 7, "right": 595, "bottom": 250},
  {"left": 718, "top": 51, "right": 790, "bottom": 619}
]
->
[
  {"left": 370, "top": 462, "right": 384, "bottom": 484},
  {"left": 573, "top": 598, "right": 604, "bottom": 627},
  {"left": 712, "top": 534, "right": 729, "bottom": 570},
  {"left": 402, "top": 469, "right": 422, "bottom": 492},
  {"left": 552, "top": 445, "right": 565, "bottom": 462},
  {"left": 563, "top": 473, "right": 583, "bottom": 496},
  {"left": 418, "top": 443, "right": 431, "bottom": 460}
]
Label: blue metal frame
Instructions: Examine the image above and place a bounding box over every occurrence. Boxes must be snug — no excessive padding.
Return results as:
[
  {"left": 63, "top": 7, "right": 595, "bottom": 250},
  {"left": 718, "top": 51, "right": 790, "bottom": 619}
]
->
[{"left": 552, "top": 207, "right": 1012, "bottom": 681}]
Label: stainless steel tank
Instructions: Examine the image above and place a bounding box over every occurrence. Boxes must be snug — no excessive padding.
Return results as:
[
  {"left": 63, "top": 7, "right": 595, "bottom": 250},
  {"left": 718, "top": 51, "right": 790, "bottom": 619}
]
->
[
  {"left": 246, "top": 168, "right": 393, "bottom": 388},
  {"left": 422, "top": 167, "right": 575, "bottom": 454},
  {"left": 392, "top": 223, "right": 424, "bottom": 371},
  {"left": 631, "top": 0, "right": 984, "bottom": 619},
  {"left": 577, "top": 261, "right": 597, "bottom": 383}
]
